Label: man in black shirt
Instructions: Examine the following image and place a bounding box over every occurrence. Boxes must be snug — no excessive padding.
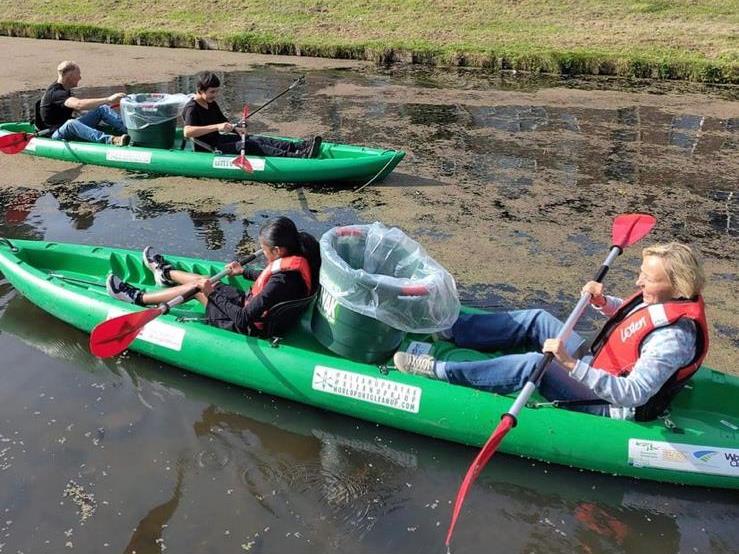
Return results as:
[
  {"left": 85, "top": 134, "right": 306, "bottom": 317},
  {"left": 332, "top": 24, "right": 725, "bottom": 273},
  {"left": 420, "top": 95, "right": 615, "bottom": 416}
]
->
[
  {"left": 182, "top": 71, "right": 321, "bottom": 158},
  {"left": 40, "top": 60, "right": 129, "bottom": 146}
]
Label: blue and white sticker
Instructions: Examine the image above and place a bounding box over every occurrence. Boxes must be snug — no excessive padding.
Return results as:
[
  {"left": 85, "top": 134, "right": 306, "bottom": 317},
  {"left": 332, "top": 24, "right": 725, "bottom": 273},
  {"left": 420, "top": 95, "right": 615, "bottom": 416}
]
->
[
  {"left": 212, "top": 156, "right": 265, "bottom": 171},
  {"left": 406, "top": 341, "right": 432, "bottom": 356},
  {"left": 312, "top": 365, "right": 422, "bottom": 413},
  {"left": 628, "top": 438, "right": 739, "bottom": 477}
]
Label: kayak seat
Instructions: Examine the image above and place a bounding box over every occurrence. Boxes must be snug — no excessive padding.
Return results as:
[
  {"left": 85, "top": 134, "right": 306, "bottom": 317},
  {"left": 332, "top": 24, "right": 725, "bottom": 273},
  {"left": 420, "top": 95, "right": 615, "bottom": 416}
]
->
[
  {"left": 262, "top": 289, "right": 319, "bottom": 338},
  {"left": 32, "top": 100, "right": 52, "bottom": 137}
]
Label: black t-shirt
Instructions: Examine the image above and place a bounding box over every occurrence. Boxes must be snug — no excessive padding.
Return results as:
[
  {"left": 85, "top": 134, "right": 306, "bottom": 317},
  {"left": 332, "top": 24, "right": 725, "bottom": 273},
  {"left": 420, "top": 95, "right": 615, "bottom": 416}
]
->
[
  {"left": 40, "top": 82, "right": 74, "bottom": 130},
  {"left": 181, "top": 98, "right": 229, "bottom": 151}
]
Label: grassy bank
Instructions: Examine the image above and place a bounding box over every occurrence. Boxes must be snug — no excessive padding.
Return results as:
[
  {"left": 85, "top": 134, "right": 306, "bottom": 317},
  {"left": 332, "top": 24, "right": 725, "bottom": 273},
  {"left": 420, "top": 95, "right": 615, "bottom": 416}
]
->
[{"left": 1, "top": 1, "right": 737, "bottom": 83}]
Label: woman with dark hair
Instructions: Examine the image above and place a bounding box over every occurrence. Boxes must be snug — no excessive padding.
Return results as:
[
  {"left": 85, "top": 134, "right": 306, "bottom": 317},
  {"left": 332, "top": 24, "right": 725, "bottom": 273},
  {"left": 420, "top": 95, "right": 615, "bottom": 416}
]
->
[
  {"left": 107, "top": 217, "right": 321, "bottom": 336},
  {"left": 182, "top": 71, "right": 321, "bottom": 158}
]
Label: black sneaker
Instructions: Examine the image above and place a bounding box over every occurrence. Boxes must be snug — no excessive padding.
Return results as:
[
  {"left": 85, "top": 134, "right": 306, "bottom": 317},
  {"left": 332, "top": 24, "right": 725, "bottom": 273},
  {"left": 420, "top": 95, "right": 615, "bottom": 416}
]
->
[
  {"left": 106, "top": 274, "right": 143, "bottom": 305},
  {"left": 142, "top": 246, "right": 176, "bottom": 286},
  {"left": 309, "top": 135, "right": 322, "bottom": 158}
]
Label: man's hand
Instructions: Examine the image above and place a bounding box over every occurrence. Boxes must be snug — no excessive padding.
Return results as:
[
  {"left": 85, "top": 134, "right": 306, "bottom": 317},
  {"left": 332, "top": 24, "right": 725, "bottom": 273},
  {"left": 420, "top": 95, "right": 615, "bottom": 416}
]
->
[{"left": 107, "top": 92, "right": 126, "bottom": 104}]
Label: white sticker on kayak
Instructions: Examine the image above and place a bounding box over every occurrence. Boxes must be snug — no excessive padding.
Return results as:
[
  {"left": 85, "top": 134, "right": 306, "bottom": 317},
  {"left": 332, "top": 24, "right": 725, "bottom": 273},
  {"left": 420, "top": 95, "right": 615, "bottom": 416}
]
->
[
  {"left": 212, "top": 156, "right": 265, "bottom": 171},
  {"left": 406, "top": 341, "right": 432, "bottom": 356},
  {"left": 106, "top": 150, "right": 152, "bottom": 164},
  {"left": 313, "top": 365, "right": 421, "bottom": 413},
  {"left": 107, "top": 308, "right": 185, "bottom": 351},
  {"left": 628, "top": 439, "right": 739, "bottom": 477}
]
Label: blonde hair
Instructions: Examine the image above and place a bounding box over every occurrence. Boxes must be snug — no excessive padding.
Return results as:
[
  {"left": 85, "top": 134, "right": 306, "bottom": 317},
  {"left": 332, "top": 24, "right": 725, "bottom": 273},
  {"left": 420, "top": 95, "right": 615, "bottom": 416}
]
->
[
  {"left": 57, "top": 60, "right": 79, "bottom": 77},
  {"left": 642, "top": 242, "right": 705, "bottom": 298}
]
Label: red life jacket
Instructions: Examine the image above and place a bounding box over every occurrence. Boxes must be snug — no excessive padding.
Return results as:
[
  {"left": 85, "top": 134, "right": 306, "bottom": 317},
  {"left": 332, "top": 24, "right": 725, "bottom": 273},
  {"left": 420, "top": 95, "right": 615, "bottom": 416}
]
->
[
  {"left": 590, "top": 292, "right": 709, "bottom": 420},
  {"left": 246, "top": 255, "right": 312, "bottom": 330}
]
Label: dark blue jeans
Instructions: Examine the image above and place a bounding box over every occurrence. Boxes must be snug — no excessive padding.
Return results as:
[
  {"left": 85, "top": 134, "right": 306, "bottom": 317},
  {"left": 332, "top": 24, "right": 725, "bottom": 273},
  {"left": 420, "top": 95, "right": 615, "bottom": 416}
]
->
[{"left": 439, "top": 310, "right": 609, "bottom": 416}]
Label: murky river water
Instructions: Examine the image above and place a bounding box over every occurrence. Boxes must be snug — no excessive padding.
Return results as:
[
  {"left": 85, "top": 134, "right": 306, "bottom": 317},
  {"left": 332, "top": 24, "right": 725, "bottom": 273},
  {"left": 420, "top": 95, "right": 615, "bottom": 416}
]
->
[{"left": 0, "top": 59, "right": 737, "bottom": 553}]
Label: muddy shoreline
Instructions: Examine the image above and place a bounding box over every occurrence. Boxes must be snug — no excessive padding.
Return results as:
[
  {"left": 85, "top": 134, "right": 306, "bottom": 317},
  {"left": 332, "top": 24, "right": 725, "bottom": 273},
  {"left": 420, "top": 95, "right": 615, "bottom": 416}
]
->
[{"left": 0, "top": 37, "right": 737, "bottom": 373}]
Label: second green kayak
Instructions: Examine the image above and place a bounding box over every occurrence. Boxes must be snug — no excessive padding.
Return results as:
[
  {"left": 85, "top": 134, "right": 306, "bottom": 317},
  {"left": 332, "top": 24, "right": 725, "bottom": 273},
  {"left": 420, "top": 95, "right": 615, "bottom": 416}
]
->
[{"left": 0, "top": 122, "right": 405, "bottom": 185}]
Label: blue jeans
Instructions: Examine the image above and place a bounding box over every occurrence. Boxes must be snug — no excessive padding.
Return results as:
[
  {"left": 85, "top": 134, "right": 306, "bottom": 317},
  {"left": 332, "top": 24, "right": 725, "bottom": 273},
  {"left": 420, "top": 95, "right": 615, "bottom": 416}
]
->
[
  {"left": 52, "top": 105, "right": 126, "bottom": 143},
  {"left": 439, "top": 310, "right": 609, "bottom": 416}
]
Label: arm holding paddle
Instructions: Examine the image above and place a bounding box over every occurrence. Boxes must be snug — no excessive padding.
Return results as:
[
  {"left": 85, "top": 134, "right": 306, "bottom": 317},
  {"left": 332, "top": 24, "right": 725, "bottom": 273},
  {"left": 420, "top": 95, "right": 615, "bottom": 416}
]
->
[{"left": 397, "top": 214, "right": 661, "bottom": 547}]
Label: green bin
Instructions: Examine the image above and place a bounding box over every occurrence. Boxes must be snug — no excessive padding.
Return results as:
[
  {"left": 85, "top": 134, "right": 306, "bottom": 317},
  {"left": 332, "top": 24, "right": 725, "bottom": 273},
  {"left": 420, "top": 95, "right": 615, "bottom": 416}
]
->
[
  {"left": 120, "top": 93, "right": 183, "bottom": 149},
  {"left": 312, "top": 223, "right": 460, "bottom": 364},
  {"left": 312, "top": 287, "right": 404, "bottom": 364}
]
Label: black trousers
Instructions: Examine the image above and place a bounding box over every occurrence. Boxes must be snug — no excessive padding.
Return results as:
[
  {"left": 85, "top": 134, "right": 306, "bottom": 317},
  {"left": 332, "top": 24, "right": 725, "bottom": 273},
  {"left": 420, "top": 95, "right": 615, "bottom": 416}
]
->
[{"left": 214, "top": 135, "right": 304, "bottom": 157}]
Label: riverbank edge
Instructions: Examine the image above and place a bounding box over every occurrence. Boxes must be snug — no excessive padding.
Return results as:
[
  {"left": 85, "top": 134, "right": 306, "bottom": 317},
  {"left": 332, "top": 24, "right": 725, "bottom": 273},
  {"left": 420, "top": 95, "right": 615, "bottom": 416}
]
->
[{"left": 2, "top": 20, "right": 737, "bottom": 84}]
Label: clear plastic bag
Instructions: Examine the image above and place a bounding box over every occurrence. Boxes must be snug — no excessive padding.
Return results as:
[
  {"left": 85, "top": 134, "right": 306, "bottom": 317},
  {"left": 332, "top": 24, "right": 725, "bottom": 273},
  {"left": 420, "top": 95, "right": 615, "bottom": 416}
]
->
[
  {"left": 120, "top": 93, "right": 192, "bottom": 130},
  {"left": 319, "top": 222, "right": 460, "bottom": 333}
]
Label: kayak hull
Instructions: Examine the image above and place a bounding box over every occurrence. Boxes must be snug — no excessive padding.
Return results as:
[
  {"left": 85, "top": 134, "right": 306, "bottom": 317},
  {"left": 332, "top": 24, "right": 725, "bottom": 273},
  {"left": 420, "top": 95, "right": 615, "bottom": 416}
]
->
[
  {"left": 0, "top": 122, "right": 405, "bottom": 184},
  {"left": 0, "top": 238, "right": 737, "bottom": 489}
]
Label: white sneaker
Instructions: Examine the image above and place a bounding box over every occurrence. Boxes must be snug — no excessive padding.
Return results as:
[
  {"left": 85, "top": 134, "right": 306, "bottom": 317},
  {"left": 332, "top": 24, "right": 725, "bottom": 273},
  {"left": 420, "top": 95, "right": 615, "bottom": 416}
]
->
[
  {"left": 142, "top": 246, "right": 176, "bottom": 286},
  {"left": 393, "top": 352, "right": 437, "bottom": 378}
]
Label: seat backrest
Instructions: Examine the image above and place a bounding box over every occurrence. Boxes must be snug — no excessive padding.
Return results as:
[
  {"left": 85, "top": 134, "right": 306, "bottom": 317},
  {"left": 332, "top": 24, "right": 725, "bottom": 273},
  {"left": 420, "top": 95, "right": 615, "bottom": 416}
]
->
[
  {"left": 263, "top": 289, "right": 319, "bottom": 338},
  {"left": 33, "top": 99, "right": 48, "bottom": 131}
]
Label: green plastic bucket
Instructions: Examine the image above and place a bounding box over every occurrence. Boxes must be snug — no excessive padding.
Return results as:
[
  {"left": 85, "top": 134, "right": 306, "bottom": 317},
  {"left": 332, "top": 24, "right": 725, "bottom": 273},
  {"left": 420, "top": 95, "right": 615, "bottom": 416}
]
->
[
  {"left": 127, "top": 120, "right": 176, "bottom": 149},
  {"left": 120, "top": 93, "right": 180, "bottom": 149},
  {"left": 311, "top": 287, "right": 405, "bottom": 364}
]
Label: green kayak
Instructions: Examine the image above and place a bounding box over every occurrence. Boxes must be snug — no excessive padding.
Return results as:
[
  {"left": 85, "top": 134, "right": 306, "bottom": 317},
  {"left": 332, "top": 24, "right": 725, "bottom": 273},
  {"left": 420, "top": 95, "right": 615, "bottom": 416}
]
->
[
  {"left": 0, "top": 122, "right": 405, "bottom": 184},
  {"left": 0, "top": 238, "right": 737, "bottom": 489}
]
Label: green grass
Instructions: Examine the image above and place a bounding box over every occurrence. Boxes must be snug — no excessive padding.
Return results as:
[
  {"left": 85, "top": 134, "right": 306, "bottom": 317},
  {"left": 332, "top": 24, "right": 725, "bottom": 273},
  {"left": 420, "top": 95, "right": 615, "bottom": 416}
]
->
[{"left": 0, "top": 0, "right": 737, "bottom": 82}]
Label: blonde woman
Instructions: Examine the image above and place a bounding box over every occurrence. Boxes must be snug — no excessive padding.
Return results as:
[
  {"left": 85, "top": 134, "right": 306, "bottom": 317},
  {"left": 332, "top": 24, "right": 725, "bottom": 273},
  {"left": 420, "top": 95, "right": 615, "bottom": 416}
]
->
[{"left": 394, "top": 243, "right": 708, "bottom": 421}]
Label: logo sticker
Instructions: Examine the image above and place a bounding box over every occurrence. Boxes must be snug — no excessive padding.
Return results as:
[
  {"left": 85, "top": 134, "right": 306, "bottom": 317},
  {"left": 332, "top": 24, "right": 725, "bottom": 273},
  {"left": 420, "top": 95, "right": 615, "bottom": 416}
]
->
[
  {"left": 106, "top": 150, "right": 152, "bottom": 164},
  {"left": 628, "top": 439, "right": 739, "bottom": 477},
  {"left": 212, "top": 156, "right": 265, "bottom": 171},
  {"left": 313, "top": 366, "right": 422, "bottom": 413}
]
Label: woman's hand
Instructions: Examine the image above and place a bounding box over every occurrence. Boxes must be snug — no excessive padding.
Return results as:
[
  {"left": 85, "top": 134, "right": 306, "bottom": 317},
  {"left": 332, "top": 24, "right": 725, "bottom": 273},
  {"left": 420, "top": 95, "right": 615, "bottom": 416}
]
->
[
  {"left": 225, "top": 261, "right": 244, "bottom": 276},
  {"left": 582, "top": 281, "right": 606, "bottom": 307},
  {"left": 542, "top": 338, "right": 577, "bottom": 372},
  {"left": 196, "top": 278, "right": 214, "bottom": 297},
  {"left": 218, "top": 122, "right": 234, "bottom": 133}
]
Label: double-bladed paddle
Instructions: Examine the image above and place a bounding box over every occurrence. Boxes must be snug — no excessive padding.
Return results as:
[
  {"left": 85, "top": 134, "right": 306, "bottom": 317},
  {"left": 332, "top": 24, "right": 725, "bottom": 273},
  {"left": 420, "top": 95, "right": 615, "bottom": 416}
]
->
[
  {"left": 0, "top": 103, "right": 122, "bottom": 154},
  {"left": 444, "top": 213, "right": 657, "bottom": 548},
  {"left": 232, "top": 75, "right": 306, "bottom": 173},
  {"left": 89, "top": 249, "right": 263, "bottom": 358}
]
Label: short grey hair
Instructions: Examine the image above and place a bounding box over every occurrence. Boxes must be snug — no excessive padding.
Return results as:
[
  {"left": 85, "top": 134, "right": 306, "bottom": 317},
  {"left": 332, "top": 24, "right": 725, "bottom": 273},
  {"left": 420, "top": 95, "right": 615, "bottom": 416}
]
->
[{"left": 57, "top": 60, "right": 79, "bottom": 77}]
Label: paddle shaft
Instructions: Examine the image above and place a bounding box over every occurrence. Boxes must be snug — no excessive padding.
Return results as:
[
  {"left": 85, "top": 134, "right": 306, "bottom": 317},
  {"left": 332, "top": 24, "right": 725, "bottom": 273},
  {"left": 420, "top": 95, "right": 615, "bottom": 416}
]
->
[
  {"left": 506, "top": 245, "right": 622, "bottom": 418},
  {"left": 156, "top": 250, "right": 262, "bottom": 315},
  {"left": 239, "top": 76, "right": 305, "bottom": 123}
]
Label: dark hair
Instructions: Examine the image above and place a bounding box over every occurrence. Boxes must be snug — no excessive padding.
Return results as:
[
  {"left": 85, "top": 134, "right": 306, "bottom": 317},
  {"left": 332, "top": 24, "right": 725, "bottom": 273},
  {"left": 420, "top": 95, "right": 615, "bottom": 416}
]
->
[
  {"left": 259, "top": 217, "right": 321, "bottom": 291},
  {"left": 196, "top": 71, "right": 221, "bottom": 92}
]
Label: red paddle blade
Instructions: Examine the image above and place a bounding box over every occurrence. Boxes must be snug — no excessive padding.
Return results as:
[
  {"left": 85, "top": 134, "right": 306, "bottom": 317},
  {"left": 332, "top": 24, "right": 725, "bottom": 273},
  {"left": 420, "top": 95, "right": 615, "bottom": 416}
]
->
[
  {"left": 232, "top": 154, "right": 253, "bottom": 172},
  {"left": 445, "top": 414, "right": 515, "bottom": 546},
  {"left": 0, "top": 132, "right": 32, "bottom": 154},
  {"left": 89, "top": 307, "right": 162, "bottom": 358},
  {"left": 612, "top": 214, "right": 656, "bottom": 249}
]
